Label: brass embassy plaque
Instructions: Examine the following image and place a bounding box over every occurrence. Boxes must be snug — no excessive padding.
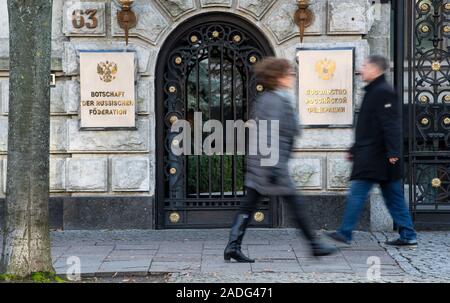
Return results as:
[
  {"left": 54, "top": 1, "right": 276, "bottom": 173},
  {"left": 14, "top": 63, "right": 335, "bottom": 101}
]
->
[
  {"left": 297, "top": 48, "right": 354, "bottom": 126},
  {"left": 80, "top": 51, "right": 136, "bottom": 128}
]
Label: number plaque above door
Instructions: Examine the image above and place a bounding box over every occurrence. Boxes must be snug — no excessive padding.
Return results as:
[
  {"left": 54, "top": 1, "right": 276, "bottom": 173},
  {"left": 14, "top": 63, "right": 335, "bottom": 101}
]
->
[{"left": 63, "top": 1, "right": 106, "bottom": 36}]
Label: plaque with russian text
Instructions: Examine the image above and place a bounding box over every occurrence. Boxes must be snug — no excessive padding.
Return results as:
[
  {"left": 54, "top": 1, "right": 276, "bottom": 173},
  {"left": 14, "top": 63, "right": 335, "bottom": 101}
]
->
[
  {"left": 80, "top": 51, "right": 135, "bottom": 128},
  {"left": 297, "top": 48, "right": 354, "bottom": 126}
]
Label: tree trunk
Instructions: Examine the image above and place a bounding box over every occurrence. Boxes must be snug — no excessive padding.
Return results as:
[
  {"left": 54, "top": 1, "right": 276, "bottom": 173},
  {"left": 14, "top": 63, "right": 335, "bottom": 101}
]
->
[{"left": 1, "top": 0, "right": 53, "bottom": 277}]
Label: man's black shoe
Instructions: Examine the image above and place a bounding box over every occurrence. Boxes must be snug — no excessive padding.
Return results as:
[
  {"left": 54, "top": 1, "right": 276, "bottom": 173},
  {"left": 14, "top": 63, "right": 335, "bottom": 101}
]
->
[
  {"left": 385, "top": 238, "right": 418, "bottom": 247},
  {"left": 324, "top": 231, "right": 351, "bottom": 245}
]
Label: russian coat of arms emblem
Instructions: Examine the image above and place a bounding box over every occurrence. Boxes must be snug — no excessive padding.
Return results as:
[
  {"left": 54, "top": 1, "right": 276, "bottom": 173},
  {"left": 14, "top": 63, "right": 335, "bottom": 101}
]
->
[
  {"left": 315, "top": 58, "right": 336, "bottom": 81},
  {"left": 97, "top": 61, "right": 118, "bottom": 83}
]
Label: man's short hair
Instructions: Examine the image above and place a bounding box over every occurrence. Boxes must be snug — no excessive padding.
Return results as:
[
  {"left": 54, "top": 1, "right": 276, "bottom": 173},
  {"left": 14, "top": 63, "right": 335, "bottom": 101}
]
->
[{"left": 367, "top": 55, "right": 389, "bottom": 72}]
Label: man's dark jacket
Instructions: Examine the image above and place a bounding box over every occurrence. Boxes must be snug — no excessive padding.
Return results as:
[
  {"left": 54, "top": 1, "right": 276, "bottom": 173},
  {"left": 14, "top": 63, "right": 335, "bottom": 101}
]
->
[{"left": 350, "top": 74, "right": 402, "bottom": 182}]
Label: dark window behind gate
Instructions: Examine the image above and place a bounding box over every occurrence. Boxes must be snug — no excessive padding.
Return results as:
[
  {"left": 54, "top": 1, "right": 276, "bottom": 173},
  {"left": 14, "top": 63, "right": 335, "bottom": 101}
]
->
[
  {"left": 403, "top": 0, "right": 450, "bottom": 226},
  {"left": 156, "top": 13, "right": 276, "bottom": 228}
]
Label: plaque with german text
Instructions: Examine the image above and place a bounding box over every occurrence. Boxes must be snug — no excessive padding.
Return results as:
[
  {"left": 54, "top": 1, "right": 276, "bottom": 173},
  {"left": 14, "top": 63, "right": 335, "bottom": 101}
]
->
[
  {"left": 297, "top": 48, "right": 354, "bottom": 127},
  {"left": 80, "top": 51, "right": 135, "bottom": 128}
]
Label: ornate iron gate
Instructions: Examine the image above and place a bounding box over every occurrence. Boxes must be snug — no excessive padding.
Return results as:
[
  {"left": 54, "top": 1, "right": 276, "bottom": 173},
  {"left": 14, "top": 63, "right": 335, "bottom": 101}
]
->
[
  {"left": 405, "top": 0, "right": 450, "bottom": 221},
  {"left": 155, "top": 13, "right": 276, "bottom": 228}
]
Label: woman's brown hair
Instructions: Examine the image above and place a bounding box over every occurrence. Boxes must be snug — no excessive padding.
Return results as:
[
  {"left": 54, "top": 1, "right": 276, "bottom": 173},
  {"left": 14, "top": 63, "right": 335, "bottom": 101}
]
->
[{"left": 252, "top": 57, "right": 294, "bottom": 91}]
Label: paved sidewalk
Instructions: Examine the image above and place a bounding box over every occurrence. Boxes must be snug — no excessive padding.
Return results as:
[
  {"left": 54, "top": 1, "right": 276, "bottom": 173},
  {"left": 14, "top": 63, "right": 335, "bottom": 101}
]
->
[
  {"left": 37, "top": 229, "right": 449, "bottom": 282},
  {"left": 373, "top": 231, "right": 450, "bottom": 281},
  {"left": 1, "top": 229, "right": 449, "bottom": 282}
]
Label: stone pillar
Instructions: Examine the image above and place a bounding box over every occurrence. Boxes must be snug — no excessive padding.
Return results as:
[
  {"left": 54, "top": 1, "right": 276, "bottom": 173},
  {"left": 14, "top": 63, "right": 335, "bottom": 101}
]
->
[{"left": 367, "top": 0, "right": 395, "bottom": 232}]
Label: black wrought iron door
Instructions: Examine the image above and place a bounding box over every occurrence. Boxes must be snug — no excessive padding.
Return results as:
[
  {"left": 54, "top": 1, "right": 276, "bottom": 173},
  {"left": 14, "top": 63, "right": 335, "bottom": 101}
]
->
[
  {"left": 405, "top": 0, "right": 450, "bottom": 219},
  {"left": 156, "top": 14, "right": 275, "bottom": 228}
]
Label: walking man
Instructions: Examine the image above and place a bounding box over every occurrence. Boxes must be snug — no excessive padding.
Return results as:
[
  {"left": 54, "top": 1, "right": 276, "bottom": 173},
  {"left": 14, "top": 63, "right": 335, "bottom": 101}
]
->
[{"left": 326, "top": 55, "right": 418, "bottom": 247}]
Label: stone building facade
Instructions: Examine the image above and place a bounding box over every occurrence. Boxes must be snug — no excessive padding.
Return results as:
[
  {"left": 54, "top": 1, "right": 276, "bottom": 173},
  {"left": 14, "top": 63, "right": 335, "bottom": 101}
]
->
[{"left": 0, "top": 0, "right": 395, "bottom": 230}]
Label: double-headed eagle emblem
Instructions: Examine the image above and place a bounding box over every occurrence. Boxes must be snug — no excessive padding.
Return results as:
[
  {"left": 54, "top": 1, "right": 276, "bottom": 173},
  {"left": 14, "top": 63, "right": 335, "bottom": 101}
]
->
[
  {"left": 97, "top": 61, "right": 118, "bottom": 83},
  {"left": 315, "top": 58, "right": 336, "bottom": 81}
]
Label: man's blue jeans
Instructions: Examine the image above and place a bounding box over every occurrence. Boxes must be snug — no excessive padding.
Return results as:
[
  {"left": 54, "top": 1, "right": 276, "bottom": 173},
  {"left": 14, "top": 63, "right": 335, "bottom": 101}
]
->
[{"left": 338, "top": 179, "right": 417, "bottom": 242}]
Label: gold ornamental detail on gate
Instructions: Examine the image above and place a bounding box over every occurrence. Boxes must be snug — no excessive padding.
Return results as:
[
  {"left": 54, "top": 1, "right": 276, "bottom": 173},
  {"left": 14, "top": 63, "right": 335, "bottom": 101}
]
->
[
  {"left": 421, "top": 25, "right": 430, "bottom": 33},
  {"left": 419, "top": 95, "right": 429, "bottom": 104},
  {"left": 249, "top": 56, "right": 258, "bottom": 64},
  {"left": 421, "top": 117, "right": 430, "bottom": 126},
  {"left": 254, "top": 211, "right": 265, "bottom": 222},
  {"left": 431, "top": 178, "right": 442, "bottom": 188},
  {"left": 169, "top": 212, "right": 181, "bottom": 223},
  {"left": 169, "top": 115, "right": 179, "bottom": 125},
  {"left": 420, "top": 3, "right": 430, "bottom": 12},
  {"left": 431, "top": 61, "right": 441, "bottom": 71}
]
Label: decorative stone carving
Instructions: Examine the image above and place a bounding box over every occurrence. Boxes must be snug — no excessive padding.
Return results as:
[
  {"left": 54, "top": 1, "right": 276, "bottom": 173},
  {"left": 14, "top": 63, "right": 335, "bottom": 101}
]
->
[
  {"left": 237, "top": 0, "right": 276, "bottom": 20},
  {"left": 201, "top": 0, "right": 232, "bottom": 8},
  {"left": 68, "top": 119, "right": 149, "bottom": 152},
  {"left": 327, "top": 0, "right": 374, "bottom": 35},
  {"left": 264, "top": 1, "right": 296, "bottom": 43},
  {"left": 112, "top": 157, "right": 150, "bottom": 191},
  {"left": 155, "top": 0, "right": 196, "bottom": 20},
  {"left": 63, "top": 41, "right": 151, "bottom": 75},
  {"left": 307, "top": 0, "right": 327, "bottom": 35},
  {"left": 328, "top": 157, "right": 352, "bottom": 189},
  {"left": 66, "top": 158, "right": 108, "bottom": 192},
  {"left": 263, "top": 0, "right": 325, "bottom": 44},
  {"left": 63, "top": 1, "right": 106, "bottom": 37},
  {"left": 289, "top": 158, "right": 322, "bottom": 188},
  {"left": 111, "top": 0, "right": 170, "bottom": 45}
]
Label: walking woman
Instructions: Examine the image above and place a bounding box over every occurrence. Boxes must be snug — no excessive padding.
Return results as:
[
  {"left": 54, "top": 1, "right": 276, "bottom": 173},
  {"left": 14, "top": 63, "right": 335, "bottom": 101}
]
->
[{"left": 224, "top": 57, "right": 337, "bottom": 263}]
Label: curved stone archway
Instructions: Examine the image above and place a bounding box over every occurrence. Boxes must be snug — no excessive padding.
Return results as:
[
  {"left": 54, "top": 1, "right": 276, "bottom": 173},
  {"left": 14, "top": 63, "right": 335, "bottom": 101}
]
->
[
  {"left": 115, "top": 0, "right": 327, "bottom": 74},
  {"left": 154, "top": 11, "right": 276, "bottom": 228}
]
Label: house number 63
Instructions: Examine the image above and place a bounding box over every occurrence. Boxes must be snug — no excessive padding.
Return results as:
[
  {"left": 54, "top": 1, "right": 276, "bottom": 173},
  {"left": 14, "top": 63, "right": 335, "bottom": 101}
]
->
[{"left": 72, "top": 9, "right": 98, "bottom": 29}]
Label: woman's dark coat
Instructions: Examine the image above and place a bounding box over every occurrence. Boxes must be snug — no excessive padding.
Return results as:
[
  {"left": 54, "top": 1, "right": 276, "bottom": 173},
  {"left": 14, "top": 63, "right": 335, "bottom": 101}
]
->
[
  {"left": 350, "top": 74, "right": 402, "bottom": 182},
  {"left": 245, "top": 89, "right": 300, "bottom": 196}
]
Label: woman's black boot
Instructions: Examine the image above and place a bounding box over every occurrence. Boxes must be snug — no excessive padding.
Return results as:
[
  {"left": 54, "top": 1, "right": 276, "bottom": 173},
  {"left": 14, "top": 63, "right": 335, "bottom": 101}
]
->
[
  {"left": 224, "top": 213, "right": 255, "bottom": 263},
  {"left": 285, "top": 195, "right": 338, "bottom": 258}
]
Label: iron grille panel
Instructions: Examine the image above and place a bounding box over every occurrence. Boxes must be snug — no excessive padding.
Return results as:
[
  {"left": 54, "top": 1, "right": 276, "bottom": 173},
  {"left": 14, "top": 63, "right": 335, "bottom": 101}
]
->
[
  {"left": 406, "top": 0, "right": 450, "bottom": 215},
  {"left": 155, "top": 14, "right": 276, "bottom": 228}
]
